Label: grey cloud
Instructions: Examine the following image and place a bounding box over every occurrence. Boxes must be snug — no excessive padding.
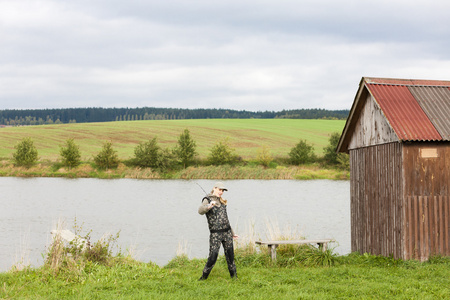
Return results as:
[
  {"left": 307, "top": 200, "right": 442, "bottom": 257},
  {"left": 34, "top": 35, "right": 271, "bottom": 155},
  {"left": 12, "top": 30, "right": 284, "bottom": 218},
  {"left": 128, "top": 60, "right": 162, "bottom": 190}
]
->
[{"left": 1, "top": 0, "right": 450, "bottom": 111}]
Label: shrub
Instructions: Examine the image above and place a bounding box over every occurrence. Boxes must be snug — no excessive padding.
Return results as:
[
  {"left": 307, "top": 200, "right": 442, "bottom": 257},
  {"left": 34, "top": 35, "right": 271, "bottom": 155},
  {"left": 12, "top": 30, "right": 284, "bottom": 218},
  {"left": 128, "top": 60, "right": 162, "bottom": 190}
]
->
[
  {"left": 133, "top": 137, "right": 160, "bottom": 168},
  {"left": 289, "top": 139, "right": 316, "bottom": 165},
  {"left": 207, "top": 138, "right": 239, "bottom": 165},
  {"left": 59, "top": 138, "right": 81, "bottom": 169},
  {"left": 12, "top": 137, "right": 39, "bottom": 168},
  {"left": 94, "top": 141, "right": 120, "bottom": 169},
  {"left": 323, "top": 132, "right": 349, "bottom": 170},
  {"left": 156, "top": 147, "right": 176, "bottom": 173},
  {"left": 256, "top": 145, "right": 273, "bottom": 168},
  {"left": 133, "top": 138, "right": 176, "bottom": 172},
  {"left": 323, "top": 132, "right": 340, "bottom": 164},
  {"left": 173, "top": 129, "right": 197, "bottom": 168},
  {"left": 83, "top": 232, "right": 120, "bottom": 265},
  {"left": 336, "top": 152, "right": 350, "bottom": 170}
]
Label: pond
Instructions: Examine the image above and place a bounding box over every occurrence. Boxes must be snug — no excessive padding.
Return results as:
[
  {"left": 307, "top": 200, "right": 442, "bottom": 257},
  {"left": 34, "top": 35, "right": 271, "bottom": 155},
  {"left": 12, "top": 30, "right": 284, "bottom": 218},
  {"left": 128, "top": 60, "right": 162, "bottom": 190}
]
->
[{"left": 0, "top": 178, "right": 350, "bottom": 271}]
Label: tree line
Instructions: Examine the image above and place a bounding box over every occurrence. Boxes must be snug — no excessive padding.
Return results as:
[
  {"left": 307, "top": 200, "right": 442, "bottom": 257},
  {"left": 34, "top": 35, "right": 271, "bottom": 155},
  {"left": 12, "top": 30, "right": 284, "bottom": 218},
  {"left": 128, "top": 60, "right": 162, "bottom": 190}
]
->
[{"left": 0, "top": 107, "right": 349, "bottom": 126}]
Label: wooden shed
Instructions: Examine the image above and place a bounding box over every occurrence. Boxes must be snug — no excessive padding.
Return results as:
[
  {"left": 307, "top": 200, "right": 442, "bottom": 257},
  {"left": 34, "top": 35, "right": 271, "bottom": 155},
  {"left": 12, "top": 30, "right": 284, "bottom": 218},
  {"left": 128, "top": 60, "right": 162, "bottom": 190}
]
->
[{"left": 337, "top": 77, "right": 449, "bottom": 260}]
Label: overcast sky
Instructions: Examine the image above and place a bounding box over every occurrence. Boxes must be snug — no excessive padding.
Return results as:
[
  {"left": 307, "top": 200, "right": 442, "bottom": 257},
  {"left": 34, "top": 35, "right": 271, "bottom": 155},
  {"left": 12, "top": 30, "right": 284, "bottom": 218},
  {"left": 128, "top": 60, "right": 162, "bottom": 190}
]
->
[{"left": 1, "top": 0, "right": 450, "bottom": 111}]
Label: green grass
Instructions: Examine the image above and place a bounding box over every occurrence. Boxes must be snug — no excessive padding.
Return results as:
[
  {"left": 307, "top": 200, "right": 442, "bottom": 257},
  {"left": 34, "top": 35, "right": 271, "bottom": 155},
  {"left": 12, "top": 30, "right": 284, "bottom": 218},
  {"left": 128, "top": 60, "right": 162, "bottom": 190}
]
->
[
  {"left": 1, "top": 253, "right": 448, "bottom": 299},
  {"left": 0, "top": 119, "right": 345, "bottom": 161}
]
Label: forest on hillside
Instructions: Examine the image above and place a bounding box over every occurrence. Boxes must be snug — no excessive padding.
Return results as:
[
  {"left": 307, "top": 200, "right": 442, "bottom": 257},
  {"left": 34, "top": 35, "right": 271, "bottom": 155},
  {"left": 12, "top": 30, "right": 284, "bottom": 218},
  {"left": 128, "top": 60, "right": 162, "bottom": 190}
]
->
[{"left": 0, "top": 107, "right": 349, "bottom": 126}]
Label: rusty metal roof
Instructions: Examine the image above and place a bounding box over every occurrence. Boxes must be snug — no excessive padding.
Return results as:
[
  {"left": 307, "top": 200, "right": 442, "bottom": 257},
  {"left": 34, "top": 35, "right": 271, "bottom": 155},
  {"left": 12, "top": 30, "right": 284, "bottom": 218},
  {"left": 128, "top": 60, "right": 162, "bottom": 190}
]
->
[
  {"left": 408, "top": 86, "right": 450, "bottom": 140},
  {"left": 337, "top": 77, "right": 450, "bottom": 153},
  {"left": 365, "top": 77, "right": 450, "bottom": 87},
  {"left": 366, "top": 84, "right": 442, "bottom": 141}
]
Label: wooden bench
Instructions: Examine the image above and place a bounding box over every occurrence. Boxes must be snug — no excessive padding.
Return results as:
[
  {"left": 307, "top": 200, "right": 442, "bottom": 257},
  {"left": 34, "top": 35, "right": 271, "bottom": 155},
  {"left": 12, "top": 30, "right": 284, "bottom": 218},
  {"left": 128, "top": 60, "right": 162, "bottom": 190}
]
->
[{"left": 255, "top": 239, "right": 335, "bottom": 261}]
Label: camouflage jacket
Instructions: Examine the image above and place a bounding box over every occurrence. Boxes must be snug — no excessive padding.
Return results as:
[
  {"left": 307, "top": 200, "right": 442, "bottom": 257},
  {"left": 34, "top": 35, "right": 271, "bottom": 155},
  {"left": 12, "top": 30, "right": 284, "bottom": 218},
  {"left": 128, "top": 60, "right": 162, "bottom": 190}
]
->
[{"left": 198, "top": 194, "right": 234, "bottom": 235}]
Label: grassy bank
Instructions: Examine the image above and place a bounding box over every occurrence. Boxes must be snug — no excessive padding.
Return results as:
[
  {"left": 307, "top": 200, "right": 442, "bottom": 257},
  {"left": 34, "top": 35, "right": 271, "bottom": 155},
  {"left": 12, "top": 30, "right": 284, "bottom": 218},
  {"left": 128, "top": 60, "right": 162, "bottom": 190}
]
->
[
  {"left": 1, "top": 252, "right": 448, "bottom": 299},
  {"left": 0, "top": 161, "right": 349, "bottom": 180}
]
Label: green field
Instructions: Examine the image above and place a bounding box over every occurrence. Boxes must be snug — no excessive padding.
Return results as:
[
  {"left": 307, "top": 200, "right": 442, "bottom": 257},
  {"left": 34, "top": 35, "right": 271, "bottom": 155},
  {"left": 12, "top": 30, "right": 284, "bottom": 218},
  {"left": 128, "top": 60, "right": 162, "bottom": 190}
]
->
[{"left": 0, "top": 119, "right": 345, "bottom": 161}]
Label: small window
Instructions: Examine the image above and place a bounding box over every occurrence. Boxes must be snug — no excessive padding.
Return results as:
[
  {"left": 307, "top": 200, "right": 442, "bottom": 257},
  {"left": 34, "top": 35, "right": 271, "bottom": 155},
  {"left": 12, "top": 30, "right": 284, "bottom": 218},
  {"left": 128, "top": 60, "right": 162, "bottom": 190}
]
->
[{"left": 420, "top": 148, "right": 438, "bottom": 158}]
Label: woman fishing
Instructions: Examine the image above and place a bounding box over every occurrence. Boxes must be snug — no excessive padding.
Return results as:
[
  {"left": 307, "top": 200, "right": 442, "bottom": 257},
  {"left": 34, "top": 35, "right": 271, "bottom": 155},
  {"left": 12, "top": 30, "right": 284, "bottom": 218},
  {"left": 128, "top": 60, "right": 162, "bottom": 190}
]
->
[{"left": 198, "top": 182, "right": 238, "bottom": 280}]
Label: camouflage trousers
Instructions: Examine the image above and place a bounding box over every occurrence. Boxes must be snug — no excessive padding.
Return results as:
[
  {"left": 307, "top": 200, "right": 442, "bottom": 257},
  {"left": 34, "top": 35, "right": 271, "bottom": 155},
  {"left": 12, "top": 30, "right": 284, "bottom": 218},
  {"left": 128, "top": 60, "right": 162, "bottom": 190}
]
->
[{"left": 201, "top": 231, "right": 237, "bottom": 279}]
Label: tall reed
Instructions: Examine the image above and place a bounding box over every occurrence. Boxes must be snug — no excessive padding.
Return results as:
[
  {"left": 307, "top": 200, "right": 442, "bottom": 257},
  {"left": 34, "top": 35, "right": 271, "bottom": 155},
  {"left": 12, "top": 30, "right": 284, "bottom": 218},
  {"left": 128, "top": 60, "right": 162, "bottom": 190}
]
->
[
  {"left": 10, "top": 230, "right": 31, "bottom": 271},
  {"left": 233, "top": 218, "right": 337, "bottom": 267},
  {"left": 45, "top": 219, "right": 122, "bottom": 276}
]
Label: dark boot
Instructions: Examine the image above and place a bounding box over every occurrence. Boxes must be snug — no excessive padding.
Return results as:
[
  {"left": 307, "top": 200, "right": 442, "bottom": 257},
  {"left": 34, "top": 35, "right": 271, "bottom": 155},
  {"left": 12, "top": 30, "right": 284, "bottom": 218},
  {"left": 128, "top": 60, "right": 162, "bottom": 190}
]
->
[
  {"left": 224, "top": 246, "right": 237, "bottom": 279},
  {"left": 199, "top": 250, "right": 218, "bottom": 281},
  {"left": 198, "top": 271, "right": 209, "bottom": 281}
]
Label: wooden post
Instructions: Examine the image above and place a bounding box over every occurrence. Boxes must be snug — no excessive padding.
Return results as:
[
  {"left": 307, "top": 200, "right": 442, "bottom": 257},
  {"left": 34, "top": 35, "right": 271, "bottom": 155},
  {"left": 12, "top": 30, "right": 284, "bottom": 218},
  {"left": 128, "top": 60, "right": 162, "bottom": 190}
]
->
[{"left": 269, "top": 244, "right": 277, "bottom": 261}]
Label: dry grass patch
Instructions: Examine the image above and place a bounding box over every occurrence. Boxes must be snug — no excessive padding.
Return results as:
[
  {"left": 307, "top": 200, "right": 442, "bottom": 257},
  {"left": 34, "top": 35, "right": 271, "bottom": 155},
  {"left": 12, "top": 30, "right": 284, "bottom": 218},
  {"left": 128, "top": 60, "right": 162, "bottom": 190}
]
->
[{"left": 123, "top": 167, "right": 162, "bottom": 179}]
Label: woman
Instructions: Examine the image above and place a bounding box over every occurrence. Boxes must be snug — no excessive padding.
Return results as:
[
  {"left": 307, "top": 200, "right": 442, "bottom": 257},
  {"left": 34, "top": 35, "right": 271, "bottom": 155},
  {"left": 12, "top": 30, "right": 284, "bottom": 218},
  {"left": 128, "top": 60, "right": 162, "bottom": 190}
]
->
[{"left": 198, "top": 182, "right": 238, "bottom": 280}]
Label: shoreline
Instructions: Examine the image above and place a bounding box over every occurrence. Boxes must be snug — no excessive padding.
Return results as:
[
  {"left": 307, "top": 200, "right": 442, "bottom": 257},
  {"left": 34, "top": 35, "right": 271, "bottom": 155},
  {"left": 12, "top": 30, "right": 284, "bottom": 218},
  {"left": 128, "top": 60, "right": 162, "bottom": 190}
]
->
[{"left": 0, "top": 163, "right": 349, "bottom": 180}]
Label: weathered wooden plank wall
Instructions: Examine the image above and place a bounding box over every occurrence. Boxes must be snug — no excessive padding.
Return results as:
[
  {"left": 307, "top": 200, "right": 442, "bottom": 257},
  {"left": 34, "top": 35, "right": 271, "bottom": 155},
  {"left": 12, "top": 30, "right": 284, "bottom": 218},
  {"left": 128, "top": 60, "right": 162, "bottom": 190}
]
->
[
  {"left": 403, "top": 143, "right": 449, "bottom": 196},
  {"left": 404, "top": 196, "right": 450, "bottom": 260},
  {"left": 348, "top": 94, "right": 397, "bottom": 150},
  {"left": 350, "top": 142, "right": 403, "bottom": 258},
  {"left": 403, "top": 143, "right": 450, "bottom": 259}
]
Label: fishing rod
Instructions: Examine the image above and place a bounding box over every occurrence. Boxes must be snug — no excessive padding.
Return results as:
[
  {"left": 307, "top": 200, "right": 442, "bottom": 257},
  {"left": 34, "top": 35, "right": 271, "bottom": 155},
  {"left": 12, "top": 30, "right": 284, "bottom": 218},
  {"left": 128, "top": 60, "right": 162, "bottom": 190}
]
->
[
  {"left": 196, "top": 182, "right": 211, "bottom": 200},
  {"left": 197, "top": 182, "right": 218, "bottom": 208}
]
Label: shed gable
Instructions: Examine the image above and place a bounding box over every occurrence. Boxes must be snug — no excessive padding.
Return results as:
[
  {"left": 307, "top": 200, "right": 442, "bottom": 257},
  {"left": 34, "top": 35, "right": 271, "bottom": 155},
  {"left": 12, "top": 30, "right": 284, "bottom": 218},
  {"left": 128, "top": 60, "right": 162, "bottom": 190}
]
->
[
  {"left": 348, "top": 92, "right": 398, "bottom": 150},
  {"left": 338, "top": 77, "right": 450, "bottom": 154}
]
